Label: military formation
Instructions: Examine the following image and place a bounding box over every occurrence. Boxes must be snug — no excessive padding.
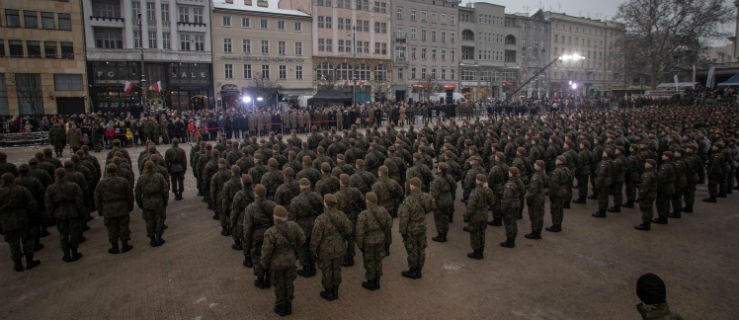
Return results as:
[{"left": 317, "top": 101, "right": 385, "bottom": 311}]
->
[{"left": 1, "top": 103, "right": 737, "bottom": 317}]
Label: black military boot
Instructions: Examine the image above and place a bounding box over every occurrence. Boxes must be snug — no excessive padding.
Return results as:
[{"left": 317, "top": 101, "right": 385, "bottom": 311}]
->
[
  {"left": 13, "top": 259, "right": 24, "bottom": 272},
  {"left": 683, "top": 206, "right": 693, "bottom": 213},
  {"left": 108, "top": 242, "right": 120, "bottom": 254},
  {"left": 274, "top": 303, "right": 287, "bottom": 316},
  {"left": 607, "top": 206, "right": 621, "bottom": 213},
  {"left": 702, "top": 197, "right": 716, "bottom": 203},
  {"left": 563, "top": 201, "right": 571, "bottom": 209},
  {"left": 149, "top": 236, "right": 158, "bottom": 247},
  {"left": 70, "top": 246, "right": 82, "bottom": 262},
  {"left": 652, "top": 216, "right": 668, "bottom": 225},
  {"left": 573, "top": 197, "right": 587, "bottom": 204},
  {"left": 25, "top": 255, "right": 41, "bottom": 270},
  {"left": 488, "top": 217, "right": 502, "bottom": 226},
  {"left": 342, "top": 254, "right": 354, "bottom": 267},
  {"left": 431, "top": 233, "right": 447, "bottom": 243},
  {"left": 243, "top": 255, "right": 253, "bottom": 268},
  {"left": 592, "top": 210, "right": 607, "bottom": 218},
  {"left": 362, "top": 278, "right": 376, "bottom": 291},
  {"left": 545, "top": 225, "right": 562, "bottom": 232},
  {"left": 156, "top": 234, "right": 166, "bottom": 246},
  {"left": 415, "top": 267, "right": 423, "bottom": 279},
  {"left": 39, "top": 228, "right": 50, "bottom": 237},
  {"left": 402, "top": 267, "right": 418, "bottom": 279},
  {"left": 374, "top": 277, "right": 381, "bottom": 290},
  {"left": 231, "top": 239, "right": 243, "bottom": 251},
  {"left": 320, "top": 287, "right": 334, "bottom": 301},
  {"left": 668, "top": 211, "right": 682, "bottom": 219},
  {"left": 467, "top": 249, "right": 483, "bottom": 260},
  {"left": 220, "top": 226, "right": 230, "bottom": 236},
  {"left": 332, "top": 285, "right": 340, "bottom": 300},
  {"left": 500, "top": 237, "right": 515, "bottom": 248},
  {"left": 62, "top": 247, "right": 72, "bottom": 262},
  {"left": 254, "top": 276, "right": 269, "bottom": 289},
  {"left": 448, "top": 214, "right": 453, "bottom": 223},
  {"left": 34, "top": 240, "right": 44, "bottom": 252},
  {"left": 284, "top": 301, "right": 292, "bottom": 315},
  {"left": 634, "top": 222, "right": 651, "bottom": 231},
  {"left": 524, "top": 232, "right": 542, "bottom": 240},
  {"left": 121, "top": 240, "right": 133, "bottom": 253},
  {"left": 622, "top": 201, "right": 634, "bottom": 208},
  {"left": 297, "top": 264, "right": 313, "bottom": 277}
]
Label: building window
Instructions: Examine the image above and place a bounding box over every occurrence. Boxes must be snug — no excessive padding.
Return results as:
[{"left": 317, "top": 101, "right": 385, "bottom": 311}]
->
[
  {"left": 375, "top": 64, "right": 386, "bottom": 81},
  {"left": 261, "top": 40, "right": 269, "bottom": 54},
  {"left": 338, "top": 17, "right": 344, "bottom": 30},
  {"left": 160, "top": 32, "right": 170, "bottom": 49},
  {"left": 223, "top": 15, "right": 231, "bottom": 27},
  {"left": 132, "top": 2, "right": 141, "bottom": 18},
  {"left": 134, "top": 31, "right": 142, "bottom": 48},
  {"left": 411, "top": 68, "right": 416, "bottom": 80},
  {"left": 53, "top": 74, "right": 83, "bottom": 91},
  {"left": 194, "top": 34, "right": 204, "bottom": 51},
  {"left": 441, "top": 69, "right": 446, "bottom": 80},
  {"left": 316, "top": 62, "right": 333, "bottom": 81},
  {"left": 261, "top": 65, "right": 269, "bottom": 79},
  {"left": 94, "top": 28, "right": 123, "bottom": 49},
  {"left": 295, "top": 42, "right": 302, "bottom": 55},
  {"left": 60, "top": 42, "right": 73, "bottom": 59},
  {"left": 397, "top": 67, "right": 403, "bottom": 81},
  {"left": 337, "top": 63, "right": 352, "bottom": 80},
  {"left": 326, "top": 39, "right": 332, "bottom": 52},
  {"left": 431, "top": 31, "right": 436, "bottom": 42},
  {"left": 9, "top": 40, "right": 23, "bottom": 57},
  {"left": 41, "top": 12, "right": 55, "bottom": 29},
  {"left": 279, "top": 65, "right": 287, "bottom": 79},
  {"left": 161, "top": 3, "right": 170, "bottom": 23},
  {"left": 410, "top": 28, "right": 416, "bottom": 40},
  {"left": 193, "top": 8, "right": 203, "bottom": 23},
  {"left": 260, "top": 19, "right": 268, "bottom": 29},
  {"left": 148, "top": 31, "right": 157, "bottom": 48},
  {"left": 15, "top": 73, "right": 43, "bottom": 115},
  {"left": 338, "top": 40, "right": 348, "bottom": 53},
  {"left": 146, "top": 2, "right": 156, "bottom": 22},
  {"left": 243, "top": 39, "right": 251, "bottom": 53},
  {"left": 25, "top": 41, "right": 40, "bottom": 58},
  {"left": 318, "top": 39, "right": 325, "bottom": 52},
  {"left": 441, "top": 32, "right": 446, "bottom": 43},
  {"left": 278, "top": 41, "right": 285, "bottom": 55},
  {"left": 224, "top": 38, "right": 232, "bottom": 53},
  {"left": 421, "top": 30, "right": 426, "bottom": 42},
  {"left": 395, "top": 7, "right": 403, "bottom": 20},
  {"left": 294, "top": 22, "right": 301, "bottom": 32},
  {"left": 225, "top": 64, "right": 233, "bottom": 79},
  {"left": 277, "top": 20, "right": 285, "bottom": 30},
  {"left": 344, "top": 18, "right": 351, "bottom": 31},
  {"left": 295, "top": 66, "right": 303, "bottom": 79},
  {"left": 421, "top": 68, "right": 426, "bottom": 79},
  {"left": 326, "top": 17, "right": 332, "bottom": 29},
  {"left": 243, "top": 64, "right": 252, "bottom": 79},
  {"left": 431, "top": 49, "right": 436, "bottom": 60},
  {"left": 450, "top": 15, "right": 456, "bottom": 26},
  {"left": 24, "top": 11, "right": 38, "bottom": 29},
  {"left": 44, "top": 41, "right": 57, "bottom": 58},
  {"left": 505, "top": 50, "right": 516, "bottom": 62},
  {"left": 178, "top": 7, "right": 189, "bottom": 23},
  {"left": 180, "top": 34, "right": 191, "bottom": 51},
  {"left": 450, "top": 33, "right": 455, "bottom": 44},
  {"left": 242, "top": 17, "right": 250, "bottom": 28},
  {"left": 381, "top": 42, "right": 387, "bottom": 55},
  {"left": 317, "top": 16, "right": 324, "bottom": 28},
  {"left": 5, "top": 9, "right": 20, "bottom": 28},
  {"left": 421, "top": 48, "right": 426, "bottom": 60}
]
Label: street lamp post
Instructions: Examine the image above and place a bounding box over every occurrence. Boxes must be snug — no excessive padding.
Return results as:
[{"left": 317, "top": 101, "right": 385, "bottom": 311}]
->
[{"left": 137, "top": 14, "right": 146, "bottom": 112}]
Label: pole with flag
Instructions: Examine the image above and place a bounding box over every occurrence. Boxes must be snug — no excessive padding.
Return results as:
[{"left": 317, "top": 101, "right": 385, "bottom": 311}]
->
[{"left": 123, "top": 81, "right": 134, "bottom": 94}]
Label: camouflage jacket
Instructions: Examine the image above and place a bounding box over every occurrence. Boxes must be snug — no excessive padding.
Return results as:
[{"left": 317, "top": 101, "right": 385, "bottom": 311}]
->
[
  {"left": 220, "top": 176, "right": 242, "bottom": 214},
  {"left": 398, "top": 190, "right": 434, "bottom": 237},
  {"left": 335, "top": 186, "right": 365, "bottom": 223},
  {"left": 430, "top": 173, "right": 456, "bottom": 209},
  {"left": 95, "top": 175, "right": 133, "bottom": 218},
  {"left": 243, "top": 198, "right": 276, "bottom": 248},
  {"left": 288, "top": 189, "right": 323, "bottom": 234},
  {"left": 356, "top": 204, "right": 392, "bottom": 249},
  {"left": 135, "top": 171, "right": 169, "bottom": 210},
  {"left": 310, "top": 208, "right": 352, "bottom": 260},
  {"left": 261, "top": 220, "right": 306, "bottom": 270},
  {"left": 501, "top": 177, "right": 524, "bottom": 211},
  {"left": 0, "top": 184, "right": 37, "bottom": 231},
  {"left": 465, "top": 185, "right": 495, "bottom": 224},
  {"left": 230, "top": 186, "right": 254, "bottom": 228}
]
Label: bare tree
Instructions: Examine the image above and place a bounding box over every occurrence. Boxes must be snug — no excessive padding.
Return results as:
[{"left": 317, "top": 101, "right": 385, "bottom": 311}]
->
[
  {"left": 247, "top": 74, "right": 281, "bottom": 109},
  {"left": 616, "top": 0, "right": 733, "bottom": 89},
  {"left": 14, "top": 73, "right": 44, "bottom": 115}
]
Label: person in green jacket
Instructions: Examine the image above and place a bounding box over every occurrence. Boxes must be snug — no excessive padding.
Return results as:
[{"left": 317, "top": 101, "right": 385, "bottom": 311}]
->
[
  {"left": 261, "top": 205, "right": 305, "bottom": 316},
  {"left": 355, "top": 192, "right": 392, "bottom": 291},
  {"left": 310, "top": 194, "right": 352, "bottom": 301}
]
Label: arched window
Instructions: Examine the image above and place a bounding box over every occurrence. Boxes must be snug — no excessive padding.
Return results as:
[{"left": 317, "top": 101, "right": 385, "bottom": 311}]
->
[
  {"left": 356, "top": 64, "right": 370, "bottom": 80},
  {"left": 316, "top": 61, "right": 334, "bottom": 81},
  {"left": 505, "top": 35, "right": 516, "bottom": 45},
  {"left": 374, "top": 64, "right": 387, "bottom": 81},
  {"left": 337, "top": 63, "right": 353, "bottom": 80},
  {"left": 462, "top": 29, "right": 474, "bottom": 41}
]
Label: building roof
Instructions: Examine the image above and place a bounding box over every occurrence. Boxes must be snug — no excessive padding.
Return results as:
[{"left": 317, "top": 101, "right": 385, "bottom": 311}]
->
[{"left": 212, "top": 0, "right": 310, "bottom": 18}]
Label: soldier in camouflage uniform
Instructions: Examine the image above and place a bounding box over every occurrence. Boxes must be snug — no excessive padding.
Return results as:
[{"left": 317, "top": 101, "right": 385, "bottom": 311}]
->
[
  {"left": 464, "top": 174, "right": 495, "bottom": 259},
  {"left": 16, "top": 164, "right": 47, "bottom": 251},
  {"left": 200, "top": 149, "right": 220, "bottom": 209},
  {"left": 525, "top": 160, "right": 548, "bottom": 239},
  {"left": 349, "top": 159, "right": 376, "bottom": 194},
  {"left": 0, "top": 173, "right": 40, "bottom": 271},
  {"left": 315, "top": 162, "right": 339, "bottom": 196},
  {"left": 311, "top": 194, "right": 353, "bottom": 301},
  {"left": 592, "top": 148, "right": 613, "bottom": 218},
  {"left": 487, "top": 152, "right": 508, "bottom": 226},
  {"left": 703, "top": 144, "right": 724, "bottom": 203},
  {"left": 231, "top": 174, "right": 253, "bottom": 261},
  {"left": 399, "top": 177, "right": 434, "bottom": 279},
  {"left": 635, "top": 160, "right": 658, "bottom": 231},
  {"left": 654, "top": 151, "right": 676, "bottom": 225},
  {"left": 220, "top": 165, "right": 243, "bottom": 240},
  {"left": 669, "top": 149, "right": 687, "bottom": 219},
  {"left": 335, "top": 174, "right": 365, "bottom": 267},
  {"left": 405, "top": 153, "right": 433, "bottom": 194},
  {"left": 210, "top": 158, "right": 231, "bottom": 233},
  {"left": 289, "top": 178, "right": 324, "bottom": 278},
  {"left": 500, "top": 167, "right": 524, "bottom": 248},
  {"left": 0, "top": 152, "right": 18, "bottom": 177},
  {"left": 430, "top": 163, "right": 456, "bottom": 242},
  {"left": 261, "top": 158, "right": 284, "bottom": 200},
  {"left": 463, "top": 156, "right": 486, "bottom": 204},
  {"left": 573, "top": 141, "right": 592, "bottom": 204},
  {"left": 274, "top": 167, "right": 299, "bottom": 207},
  {"left": 608, "top": 146, "right": 626, "bottom": 213},
  {"left": 135, "top": 161, "right": 169, "bottom": 247},
  {"left": 261, "top": 205, "right": 305, "bottom": 316},
  {"left": 164, "top": 138, "right": 187, "bottom": 200},
  {"left": 682, "top": 145, "right": 701, "bottom": 213},
  {"left": 355, "top": 192, "right": 392, "bottom": 291},
  {"left": 243, "top": 184, "right": 276, "bottom": 289},
  {"left": 623, "top": 145, "right": 642, "bottom": 208},
  {"left": 371, "top": 165, "right": 404, "bottom": 218},
  {"left": 95, "top": 164, "right": 134, "bottom": 254},
  {"left": 547, "top": 156, "right": 570, "bottom": 232},
  {"left": 296, "top": 156, "right": 321, "bottom": 188},
  {"left": 46, "top": 167, "right": 86, "bottom": 262}
]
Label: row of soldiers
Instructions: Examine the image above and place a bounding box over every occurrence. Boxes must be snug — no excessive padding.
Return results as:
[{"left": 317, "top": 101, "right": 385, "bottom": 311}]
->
[{"left": 0, "top": 136, "right": 190, "bottom": 271}]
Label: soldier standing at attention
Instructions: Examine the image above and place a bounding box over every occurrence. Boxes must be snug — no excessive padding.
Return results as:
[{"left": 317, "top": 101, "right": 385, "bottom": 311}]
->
[
  {"left": 608, "top": 146, "right": 626, "bottom": 213},
  {"left": 635, "top": 160, "right": 658, "bottom": 231},
  {"left": 573, "top": 141, "right": 592, "bottom": 204},
  {"left": 335, "top": 174, "right": 364, "bottom": 267},
  {"left": 220, "top": 165, "right": 243, "bottom": 239},
  {"left": 261, "top": 205, "right": 305, "bottom": 316},
  {"left": 244, "top": 184, "right": 276, "bottom": 289},
  {"left": 45, "top": 168, "right": 85, "bottom": 262},
  {"left": 682, "top": 145, "right": 701, "bottom": 213},
  {"left": 211, "top": 158, "right": 232, "bottom": 235},
  {"left": 487, "top": 152, "right": 508, "bottom": 226},
  {"left": 398, "top": 177, "right": 434, "bottom": 279},
  {"left": 703, "top": 143, "right": 723, "bottom": 203},
  {"left": 231, "top": 175, "right": 254, "bottom": 260},
  {"left": 669, "top": 149, "right": 687, "bottom": 219},
  {"left": 500, "top": 167, "right": 524, "bottom": 248},
  {"left": 547, "top": 156, "right": 570, "bottom": 233},
  {"left": 0, "top": 152, "right": 18, "bottom": 177},
  {"left": 310, "top": 194, "right": 352, "bottom": 301},
  {"left": 164, "top": 138, "right": 187, "bottom": 201},
  {"left": 289, "top": 178, "right": 324, "bottom": 278},
  {"left": 592, "top": 148, "right": 613, "bottom": 218},
  {"left": 654, "top": 151, "right": 676, "bottom": 225},
  {"left": 135, "top": 161, "right": 170, "bottom": 247},
  {"left": 355, "top": 192, "right": 392, "bottom": 291},
  {"left": 464, "top": 174, "right": 495, "bottom": 259},
  {"left": 430, "top": 163, "right": 456, "bottom": 243},
  {"left": 0, "top": 173, "right": 40, "bottom": 271},
  {"left": 525, "top": 160, "right": 548, "bottom": 240},
  {"left": 95, "top": 164, "right": 134, "bottom": 254}
]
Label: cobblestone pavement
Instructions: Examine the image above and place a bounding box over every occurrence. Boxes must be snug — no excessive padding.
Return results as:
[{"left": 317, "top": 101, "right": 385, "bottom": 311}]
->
[{"left": 0, "top": 143, "right": 737, "bottom": 320}]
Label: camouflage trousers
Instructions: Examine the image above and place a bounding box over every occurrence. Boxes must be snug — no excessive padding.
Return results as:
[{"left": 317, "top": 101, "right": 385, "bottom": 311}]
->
[
  {"left": 502, "top": 207, "right": 518, "bottom": 239},
  {"left": 170, "top": 172, "right": 185, "bottom": 195},
  {"left": 468, "top": 221, "right": 487, "bottom": 250},
  {"left": 318, "top": 257, "right": 343, "bottom": 288},
  {"left": 683, "top": 184, "right": 696, "bottom": 210},
  {"left": 625, "top": 181, "right": 637, "bottom": 203},
  {"left": 434, "top": 205, "right": 453, "bottom": 235},
  {"left": 611, "top": 182, "right": 623, "bottom": 208},
  {"left": 3, "top": 228, "right": 35, "bottom": 260},
  {"left": 656, "top": 192, "right": 673, "bottom": 217},
  {"left": 142, "top": 209, "right": 165, "bottom": 237},
  {"left": 251, "top": 240, "right": 265, "bottom": 278},
  {"left": 597, "top": 186, "right": 610, "bottom": 210},
  {"left": 104, "top": 215, "right": 130, "bottom": 243},
  {"left": 403, "top": 234, "right": 427, "bottom": 269},
  {"left": 707, "top": 175, "right": 720, "bottom": 198},
  {"left": 577, "top": 174, "right": 589, "bottom": 200},
  {"left": 220, "top": 208, "right": 230, "bottom": 229},
  {"left": 491, "top": 194, "right": 503, "bottom": 220},
  {"left": 231, "top": 211, "right": 244, "bottom": 244},
  {"left": 298, "top": 237, "right": 315, "bottom": 269},
  {"left": 270, "top": 267, "right": 297, "bottom": 306},
  {"left": 671, "top": 188, "right": 684, "bottom": 213},
  {"left": 57, "top": 218, "right": 84, "bottom": 251},
  {"left": 549, "top": 196, "right": 564, "bottom": 227},
  {"left": 526, "top": 197, "right": 544, "bottom": 233},
  {"left": 640, "top": 197, "right": 655, "bottom": 223},
  {"left": 361, "top": 244, "right": 386, "bottom": 280}
]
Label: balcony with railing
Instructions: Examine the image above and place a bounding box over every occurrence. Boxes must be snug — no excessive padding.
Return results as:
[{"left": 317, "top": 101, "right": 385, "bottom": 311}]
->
[
  {"left": 177, "top": 20, "right": 208, "bottom": 32},
  {"left": 88, "top": 15, "right": 124, "bottom": 28}
]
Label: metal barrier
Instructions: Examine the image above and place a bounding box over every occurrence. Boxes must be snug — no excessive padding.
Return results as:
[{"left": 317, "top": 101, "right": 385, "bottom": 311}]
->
[{"left": 0, "top": 131, "right": 49, "bottom": 147}]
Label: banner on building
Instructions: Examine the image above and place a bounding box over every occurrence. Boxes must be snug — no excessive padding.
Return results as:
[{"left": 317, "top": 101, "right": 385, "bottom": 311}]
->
[{"left": 706, "top": 66, "right": 716, "bottom": 89}]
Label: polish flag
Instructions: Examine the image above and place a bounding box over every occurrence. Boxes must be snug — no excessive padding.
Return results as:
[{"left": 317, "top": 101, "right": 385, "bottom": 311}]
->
[
  {"left": 343, "top": 79, "right": 350, "bottom": 88},
  {"left": 358, "top": 81, "right": 365, "bottom": 87},
  {"left": 150, "top": 80, "right": 162, "bottom": 93},
  {"left": 123, "top": 81, "right": 134, "bottom": 93}
]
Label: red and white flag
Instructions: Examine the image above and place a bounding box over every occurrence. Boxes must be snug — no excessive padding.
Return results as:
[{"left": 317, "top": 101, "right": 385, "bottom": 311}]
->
[
  {"left": 343, "top": 79, "right": 350, "bottom": 88},
  {"left": 357, "top": 81, "right": 365, "bottom": 87},
  {"left": 150, "top": 80, "right": 162, "bottom": 93},
  {"left": 123, "top": 81, "right": 134, "bottom": 93}
]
